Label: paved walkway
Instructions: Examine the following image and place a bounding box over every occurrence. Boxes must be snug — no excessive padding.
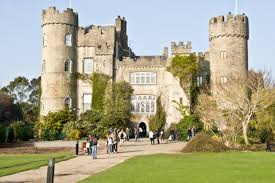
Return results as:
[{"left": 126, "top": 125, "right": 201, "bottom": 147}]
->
[{"left": 0, "top": 139, "right": 185, "bottom": 183}]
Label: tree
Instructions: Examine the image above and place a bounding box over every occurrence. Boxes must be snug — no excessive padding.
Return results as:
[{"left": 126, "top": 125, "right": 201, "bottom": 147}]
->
[
  {"left": 6, "top": 76, "right": 31, "bottom": 103},
  {"left": 103, "top": 81, "right": 133, "bottom": 129},
  {"left": 215, "top": 71, "right": 275, "bottom": 145},
  {"left": 0, "top": 94, "right": 20, "bottom": 125},
  {"left": 149, "top": 96, "right": 167, "bottom": 131}
]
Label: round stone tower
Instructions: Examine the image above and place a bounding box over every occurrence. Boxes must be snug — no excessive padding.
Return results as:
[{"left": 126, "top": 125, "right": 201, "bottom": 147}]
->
[
  {"left": 41, "top": 7, "right": 78, "bottom": 115},
  {"left": 209, "top": 12, "right": 249, "bottom": 93}
]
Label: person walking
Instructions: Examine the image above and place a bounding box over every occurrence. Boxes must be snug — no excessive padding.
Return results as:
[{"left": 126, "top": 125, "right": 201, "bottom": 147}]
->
[
  {"left": 107, "top": 136, "right": 113, "bottom": 154},
  {"left": 113, "top": 130, "right": 118, "bottom": 153},
  {"left": 160, "top": 129, "right": 165, "bottom": 141},
  {"left": 118, "top": 129, "right": 126, "bottom": 146},
  {"left": 126, "top": 127, "right": 130, "bottom": 141},
  {"left": 134, "top": 127, "right": 139, "bottom": 142},
  {"left": 91, "top": 137, "right": 98, "bottom": 159},
  {"left": 89, "top": 136, "right": 94, "bottom": 156},
  {"left": 155, "top": 129, "right": 160, "bottom": 144},
  {"left": 149, "top": 130, "right": 154, "bottom": 145}
]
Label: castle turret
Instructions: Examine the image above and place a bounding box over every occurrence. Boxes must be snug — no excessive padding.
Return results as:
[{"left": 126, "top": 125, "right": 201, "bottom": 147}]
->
[
  {"left": 171, "top": 41, "right": 192, "bottom": 56},
  {"left": 41, "top": 7, "right": 78, "bottom": 115},
  {"left": 209, "top": 12, "right": 249, "bottom": 93}
]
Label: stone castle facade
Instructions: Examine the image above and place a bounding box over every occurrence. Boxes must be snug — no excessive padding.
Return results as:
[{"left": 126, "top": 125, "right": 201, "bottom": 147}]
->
[{"left": 40, "top": 7, "right": 249, "bottom": 133}]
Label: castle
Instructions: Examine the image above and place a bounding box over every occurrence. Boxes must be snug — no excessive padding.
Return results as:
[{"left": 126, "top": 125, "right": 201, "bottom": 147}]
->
[{"left": 40, "top": 7, "right": 249, "bottom": 134}]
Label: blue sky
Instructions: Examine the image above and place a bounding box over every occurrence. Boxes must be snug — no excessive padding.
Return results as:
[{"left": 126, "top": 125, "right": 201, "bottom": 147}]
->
[{"left": 0, "top": 0, "right": 274, "bottom": 86}]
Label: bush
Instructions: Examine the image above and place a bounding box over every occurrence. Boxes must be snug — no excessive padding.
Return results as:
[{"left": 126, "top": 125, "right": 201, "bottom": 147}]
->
[
  {"left": 67, "top": 129, "right": 81, "bottom": 140},
  {"left": 36, "top": 109, "right": 75, "bottom": 140},
  {"left": 176, "top": 115, "right": 203, "bottom": 141},
  {"left": 182, "top": 133, "right": 229, "bottom": 153},
  {"left": 0, "top": 125, "right": 6, "bottom": 143},
  {"left": 10, "top": 121, "right": 33, "bottom": 141}
]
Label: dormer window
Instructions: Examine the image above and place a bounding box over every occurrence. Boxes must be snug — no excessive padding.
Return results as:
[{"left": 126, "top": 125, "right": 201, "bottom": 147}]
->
[{"left": 65, "top": 33, "right": 72, "bottom": 46}]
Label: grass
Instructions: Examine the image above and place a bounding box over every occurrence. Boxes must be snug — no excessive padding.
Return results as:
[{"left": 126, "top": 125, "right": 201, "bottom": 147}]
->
[
  {"left": 80, "top": 152, "right": 275, "bottom": 183},
  {"left": 0, "top": 152, "right": 74, "bottom": 177}
]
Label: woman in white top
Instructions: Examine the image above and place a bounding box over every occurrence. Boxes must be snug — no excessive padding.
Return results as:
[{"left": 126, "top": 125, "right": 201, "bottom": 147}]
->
[
  {"left": 149, "top": 131, "right": 154, "bottom": 144},
  {"left": 107, "top": 136, "right": 113, "bottom": 154}
]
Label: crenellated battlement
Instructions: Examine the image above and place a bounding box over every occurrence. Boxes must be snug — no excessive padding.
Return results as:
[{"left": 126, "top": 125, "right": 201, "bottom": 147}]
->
[
  {"left": 171, "top": 41, "right": 192, "bottom": 56},
  {"left": 42, "top": 7, "right": 78, "bottom": 26},
  {"left": 209, "top": 12, "right": 249, "bottom": 41}
]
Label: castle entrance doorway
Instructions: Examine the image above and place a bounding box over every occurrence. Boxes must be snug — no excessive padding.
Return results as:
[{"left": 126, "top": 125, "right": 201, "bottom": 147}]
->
[{"left": 139, "top": 122, "right": 147, "bottom": 137}]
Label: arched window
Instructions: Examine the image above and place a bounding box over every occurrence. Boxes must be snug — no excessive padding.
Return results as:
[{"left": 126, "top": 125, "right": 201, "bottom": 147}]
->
[
  {"left": 64, "top": 59, "right": 72, "bottom": 72},
  {"left": 64, "top": 97, "right": 71, "bottom": 109},
  {"left": 65, "top": 33, "right": 72, "bottom": 46},
  {"left": 131, "top": 95, "right": 156, "bottom": 114},
  {"left": 43, "top": 34, "right": 47, "bottom": 46}
]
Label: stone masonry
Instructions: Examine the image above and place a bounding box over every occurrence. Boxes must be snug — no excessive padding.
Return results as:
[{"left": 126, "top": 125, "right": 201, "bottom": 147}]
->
[{"left": 41, "top": 7, "right": 249, "bottom": 133}]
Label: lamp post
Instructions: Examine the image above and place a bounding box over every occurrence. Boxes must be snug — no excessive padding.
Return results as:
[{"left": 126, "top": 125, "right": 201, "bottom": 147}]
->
[{"left": 70, "top": 106, "right": 80, "bottom": 155}]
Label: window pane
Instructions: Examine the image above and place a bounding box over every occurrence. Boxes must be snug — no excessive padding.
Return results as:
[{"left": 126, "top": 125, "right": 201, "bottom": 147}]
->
[
  {"left": 146, "top": 74, "right": 150, "bottom": 83},
  {"left": 65, "top": 33, "right": 72, "bottom": 46},
  {"left": 141, "top": 73, "right": 145, "bottom": 83},
  {"left": 136, "top": 75, "right": 140, "bottom": 84},
  {"left": 64, "top": 60, "right": 70, "bottom": 72},
  {"left": 140, "top": 101, "right": 145, "bottom": 112},
  {"left": 83, "top": 94, "right": 92, "bottom": 112},
  {"left": 146, "top": 101, "right": 150, "bottom": 112},
  {"left": 151, "top": 75, "right": 156, "bottom": 84},
  {"left": 130, "top": 74, "right": 135, "bottom": 84},
  {"left": 84, "top": 59, "right": 93, "bottom": 74},
  {"left": 151, "top": 101, "right": 155, "bottom": 112}
]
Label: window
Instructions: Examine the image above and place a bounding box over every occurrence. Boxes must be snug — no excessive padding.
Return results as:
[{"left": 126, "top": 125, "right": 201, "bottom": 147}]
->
[
  {"left": 83, "top": 58, "right": 93, "bottom": 74},
  {"left": 64, "top": 59, "right": 72, "bottom": 72},
  {"left": 220, "top": 76, "right": 227, "bottom": 84},
  {"left": 83, "top": 93, "right": 92, "bottom": 112},
  {"left": 64, "top": 97, "right": 71, "bottom": 109},
  {"left": 130, "top": 72, "right": 157, "bottom": 85},
  {"left": 197, "top": 76, "right": 203, "bottom": 87},
  {"left": 220, "top": 51, "right": 227, "bottom": 59},
  {"left": 131, "top": 95, "right": 156, "bottom": 114},
  {"left": 43, "top": 34, "right": 47, "bottom": 46},
  {"left": 65, "top": 33, "right": 72, "bottom": 46}
]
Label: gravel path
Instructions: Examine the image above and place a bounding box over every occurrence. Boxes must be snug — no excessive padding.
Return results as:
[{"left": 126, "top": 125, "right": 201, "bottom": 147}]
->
[{"left": 0, "top": 139, "right": 185, "bottom": 183}]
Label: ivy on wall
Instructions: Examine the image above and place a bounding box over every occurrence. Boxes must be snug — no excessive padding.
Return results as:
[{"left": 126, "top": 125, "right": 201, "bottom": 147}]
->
[
  {"left": 91, "top": 73, "right": 110, "bottom": 113},
  {"left": 167, "top": 54, "right": 198, "bottom": 113}
]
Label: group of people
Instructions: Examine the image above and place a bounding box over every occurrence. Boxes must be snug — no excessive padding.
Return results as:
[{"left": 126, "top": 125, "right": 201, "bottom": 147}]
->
[
  {"left": 85, "top": 134, "right": 98, "bottom": 159},
  {"left": 148, "top": 129, "right": 165, "bottom": 145},
  {"left": 84, "top": 126, "right": 195, "bottom": 159},
  {"left": 105, "top": 128, "right": 130, "bottom": 154}
]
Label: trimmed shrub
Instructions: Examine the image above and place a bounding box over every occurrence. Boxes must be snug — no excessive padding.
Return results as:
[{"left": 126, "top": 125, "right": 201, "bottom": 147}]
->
[{"left": 182, "top": 133, "right": 229, "bottom": 153}]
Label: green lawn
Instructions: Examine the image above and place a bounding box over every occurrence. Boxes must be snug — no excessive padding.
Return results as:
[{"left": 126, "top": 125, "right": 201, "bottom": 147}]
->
[
  {"left": 80, "top": 152, "right": 275, "bottom": 183},
  {"left": 0, "top": 152, "right": 74, "bottom": 177}
]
